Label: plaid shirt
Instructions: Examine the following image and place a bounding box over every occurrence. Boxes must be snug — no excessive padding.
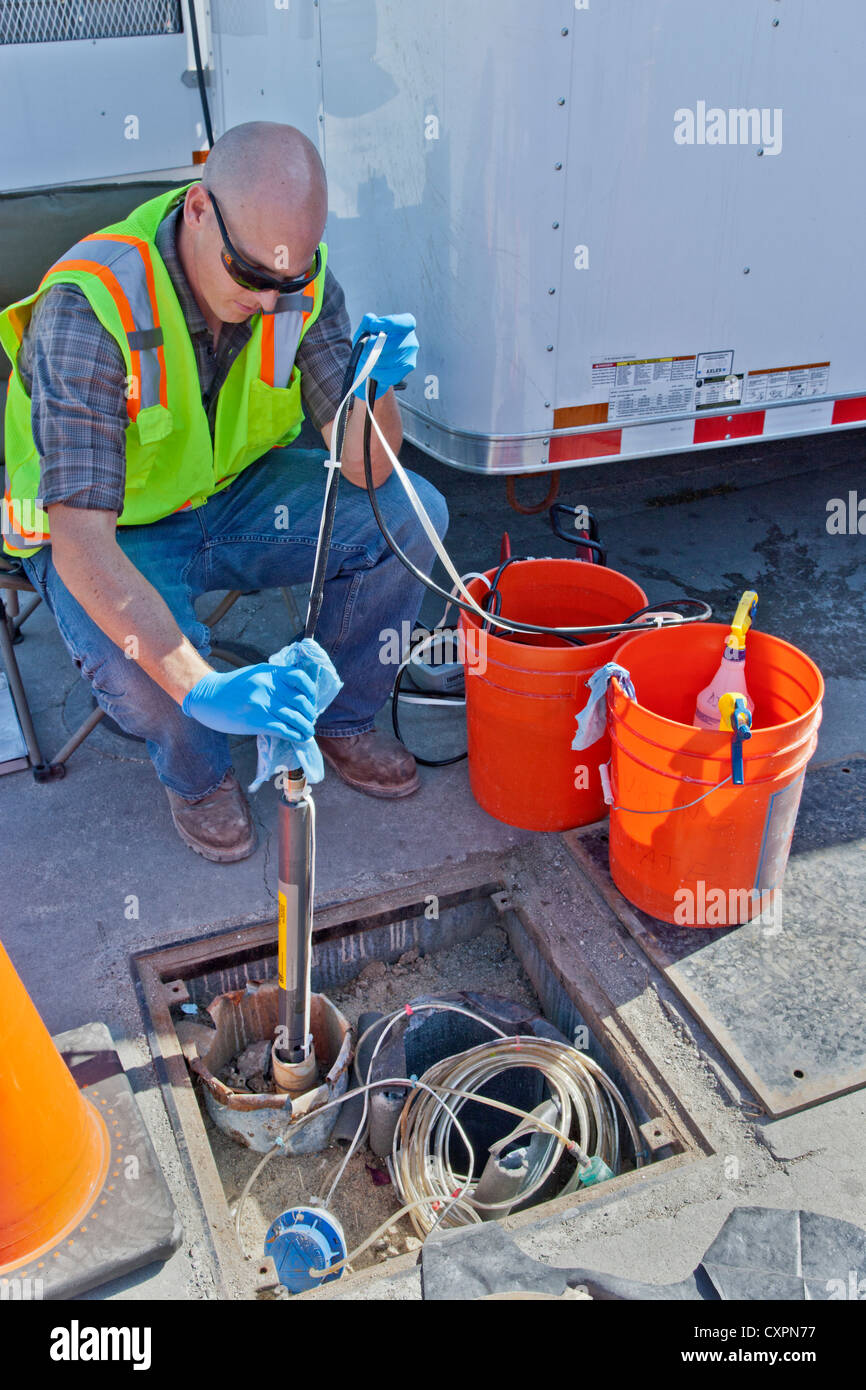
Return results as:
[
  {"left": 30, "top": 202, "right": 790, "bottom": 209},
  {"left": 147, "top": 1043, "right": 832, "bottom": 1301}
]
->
[{"left": 16, "top": 206, "right": 353, "bottom": 515}]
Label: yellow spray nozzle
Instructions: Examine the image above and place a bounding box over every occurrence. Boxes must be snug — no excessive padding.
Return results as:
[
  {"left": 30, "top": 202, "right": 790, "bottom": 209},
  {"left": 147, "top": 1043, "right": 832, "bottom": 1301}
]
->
[
  {"left": 729, "top": 590, "right": 758, "bottom": 650},
  {"left": 718, "top": 692, "right": 737, "bottom": 730},
  {"left": 718, "top": 691, "right": 752, "bottom": 732}
]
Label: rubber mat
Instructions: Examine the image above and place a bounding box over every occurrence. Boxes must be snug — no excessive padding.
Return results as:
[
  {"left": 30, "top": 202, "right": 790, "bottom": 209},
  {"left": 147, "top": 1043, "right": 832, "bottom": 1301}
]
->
[
  {"left": 566, "top": 758, "right": 866, "bottom": 1117},
  {"left": 0, "top": 1022, "right": 181, "bottom": 1298}
]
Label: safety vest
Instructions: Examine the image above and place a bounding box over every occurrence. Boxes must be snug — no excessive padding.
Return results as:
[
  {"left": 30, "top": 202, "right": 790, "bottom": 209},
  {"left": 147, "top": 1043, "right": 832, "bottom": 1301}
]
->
[{"left": 0, "top": 184, "right": 327, "bottom": 556}]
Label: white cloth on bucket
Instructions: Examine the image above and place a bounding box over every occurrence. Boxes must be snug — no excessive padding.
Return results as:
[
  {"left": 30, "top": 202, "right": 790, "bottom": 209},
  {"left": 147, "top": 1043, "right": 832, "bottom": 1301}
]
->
[{"left": 571, "top": 662, "right": 635, "bottom": 750}]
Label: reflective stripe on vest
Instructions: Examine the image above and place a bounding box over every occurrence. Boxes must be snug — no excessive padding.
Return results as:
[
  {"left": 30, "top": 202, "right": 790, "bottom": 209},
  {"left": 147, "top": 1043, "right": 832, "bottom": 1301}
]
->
[
  {"left": 2, "top": 490, "right": 48, "bottom": 551},
  {"left": 41, "top": 233, "right": 166, "bottom": 421},
  {"left": 259, "top": 281, "right": 317, "bottom": 387}
]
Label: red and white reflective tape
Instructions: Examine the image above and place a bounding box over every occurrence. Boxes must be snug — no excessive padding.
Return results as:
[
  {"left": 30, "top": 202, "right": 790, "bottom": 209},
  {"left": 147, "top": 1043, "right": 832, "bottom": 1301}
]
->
[{"left": 549, "top": 395, "right": 866, "bottom": 464}]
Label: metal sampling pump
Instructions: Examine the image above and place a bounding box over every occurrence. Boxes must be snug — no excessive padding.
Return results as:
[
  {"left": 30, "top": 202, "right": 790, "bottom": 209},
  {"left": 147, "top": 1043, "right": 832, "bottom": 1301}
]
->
[
  {"left": 268, "top": 333, "right": 387, "bottom": 1096},
  {"left": 271, "top": 766, "right": 317, "bottom": 1095}
]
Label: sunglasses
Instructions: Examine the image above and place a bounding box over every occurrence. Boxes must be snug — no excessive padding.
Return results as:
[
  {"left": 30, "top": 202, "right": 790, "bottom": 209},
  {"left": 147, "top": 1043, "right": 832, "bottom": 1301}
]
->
[{"left": 206, "top": 189, "right": 322, "bottom": 294}]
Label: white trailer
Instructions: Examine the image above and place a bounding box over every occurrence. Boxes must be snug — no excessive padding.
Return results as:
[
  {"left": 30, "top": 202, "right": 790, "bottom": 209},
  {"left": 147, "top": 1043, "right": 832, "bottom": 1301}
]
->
[
  {"left": 314, "top": 0, "right": 866, "bottom": 474},
  {"left": 2, "top": 0, "right": 864, "bottom": 474}
]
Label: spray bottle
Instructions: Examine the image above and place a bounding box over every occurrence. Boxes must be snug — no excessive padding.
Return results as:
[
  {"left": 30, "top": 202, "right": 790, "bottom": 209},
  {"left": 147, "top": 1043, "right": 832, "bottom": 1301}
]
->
[{"left": 693, "top": 590, "right": 758, "bottom": 730}]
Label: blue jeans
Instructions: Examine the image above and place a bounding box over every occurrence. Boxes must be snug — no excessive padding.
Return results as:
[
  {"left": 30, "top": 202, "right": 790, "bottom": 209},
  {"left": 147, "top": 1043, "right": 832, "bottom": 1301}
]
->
[{"left": 23, "top": 447, "right": 449, "bottom": 799}]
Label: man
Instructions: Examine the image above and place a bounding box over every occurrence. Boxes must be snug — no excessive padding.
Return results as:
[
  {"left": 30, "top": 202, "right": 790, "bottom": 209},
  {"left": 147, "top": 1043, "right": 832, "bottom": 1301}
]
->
[{"left": 1, "top": 122, "right": 448, "bottom": 861}]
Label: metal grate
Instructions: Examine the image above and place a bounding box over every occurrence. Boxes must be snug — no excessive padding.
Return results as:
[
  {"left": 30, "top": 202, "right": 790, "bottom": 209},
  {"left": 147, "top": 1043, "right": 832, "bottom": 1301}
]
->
[
  {"left": 212, "top": 0, "right": 269, "bottom": 37},
  {"left": 0, "top": 0, "right": 183, "bottom": 45}
]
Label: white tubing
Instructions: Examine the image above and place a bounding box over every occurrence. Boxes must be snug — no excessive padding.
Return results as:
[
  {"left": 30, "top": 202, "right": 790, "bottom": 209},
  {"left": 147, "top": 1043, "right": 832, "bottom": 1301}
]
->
[
  {"left": 319, "top": 338, "right": 709, "bottom": 645},
  {"left": 360, "top": 379, "right": 656, "bottom": 639},
  {"left": 332, "top": 367, "right": 549, "bottom": 635},
  {"left": 321, "top": 1001, "right": 509, "bottom": 1209},
  {"left": 362, "top": 379, "right": 488, "bottom": 616},
  {"left": 304, "top": 333, "right": 389, "bottom": 628},
  {"left": 390, "top": 1035, "right": 644, "bottom": 1238}
]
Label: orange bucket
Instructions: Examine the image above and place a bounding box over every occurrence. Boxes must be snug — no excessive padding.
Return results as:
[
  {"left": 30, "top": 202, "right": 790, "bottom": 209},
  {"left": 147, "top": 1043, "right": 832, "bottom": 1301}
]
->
[
  {"left": 459, "top": 559, "right": 647, "bottom": 830},
  {"left": 607, "top": 624, "right": 823, "bottom": 926}
]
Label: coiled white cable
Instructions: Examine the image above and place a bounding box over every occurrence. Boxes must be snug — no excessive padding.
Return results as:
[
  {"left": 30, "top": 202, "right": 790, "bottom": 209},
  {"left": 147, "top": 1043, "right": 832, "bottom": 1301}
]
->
[
  {"left": 391, "top": 1034, "right": 644, "bottom": 1237},
  {"left": 232, "top": 1002, "right": 644, "bottom": 1274}
]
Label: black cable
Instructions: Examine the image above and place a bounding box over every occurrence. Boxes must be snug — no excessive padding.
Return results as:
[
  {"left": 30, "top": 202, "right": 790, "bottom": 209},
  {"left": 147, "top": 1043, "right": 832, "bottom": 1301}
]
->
[
  {"left": 549, "top": 503, "right": 607, "bottom": 565},
  {"left": 481, "top": 554, "right": 529, "bottom": 629},
  {"left": 304, "top": 338, "right": 366, "bottom": 639},
  {"left": 623, "top": 599, "right": 709, "bottom": 624},
  {"left": 386, "top": 621, "right": 468, "bottom": 767},
  {"left": 391, "top": 659, "right": 467, "bottom": 767},
  {"left": 481, "top": 556, "right": 707, "bottom": 644},
  {"left": 482, "top": 554, "right": 587, "bottom": 647},
  {"left": 187, "top": 0, "right": 215, "bottom": 149},
  {"left": 347, "top": 340, "right": 712, "bottom": 760},
  {"left": 360, "top": 365, "right": 712, "bottom": 638}
]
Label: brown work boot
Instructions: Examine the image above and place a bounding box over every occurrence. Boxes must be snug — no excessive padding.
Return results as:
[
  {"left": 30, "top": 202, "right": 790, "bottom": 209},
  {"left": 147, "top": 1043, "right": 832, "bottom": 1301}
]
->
[
  {"left": 317, "top": 730, "right": 420, "bottom": 798},
  {"left": 165, "top": 770, "right": 257, "bottom": 862}
]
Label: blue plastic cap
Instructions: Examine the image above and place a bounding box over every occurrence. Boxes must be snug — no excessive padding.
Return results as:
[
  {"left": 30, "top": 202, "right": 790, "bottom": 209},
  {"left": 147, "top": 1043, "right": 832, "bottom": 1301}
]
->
[{"left": 264, "top": 1206, "right": 347, "bottom": 1294}]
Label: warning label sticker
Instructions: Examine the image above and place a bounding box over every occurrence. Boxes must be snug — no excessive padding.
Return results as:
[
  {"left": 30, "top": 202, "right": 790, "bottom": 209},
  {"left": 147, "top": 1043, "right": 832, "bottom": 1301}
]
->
[
  {"left": 581, "top": 350, "right": 819, "bottom": 422},
  {"left": 696, "top": 350, "right": 734, "bottom": 378},
  {"left": 591, "top": 361, "right": 618, "bottom": 389},
  {"left": 602, "top": 355, "right": 697, "bottom": 423},
  {"left": 696, "top": 374, "right": 743, "bottom": 409},
  {"left": 743, "top": 361, "right": 830, "bottom": 406}
]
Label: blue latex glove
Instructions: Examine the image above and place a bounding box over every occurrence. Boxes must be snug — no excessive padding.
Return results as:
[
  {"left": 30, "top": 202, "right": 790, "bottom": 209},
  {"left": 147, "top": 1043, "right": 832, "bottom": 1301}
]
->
[
  {"left": 182, "top": 663, "right": 317, "bottom": 741},
  {"left": 249, "top": 638, "right": 343, "bottom": 792},
  {"left": 352, "top": 312, "right": 418, "bottom": 399}
]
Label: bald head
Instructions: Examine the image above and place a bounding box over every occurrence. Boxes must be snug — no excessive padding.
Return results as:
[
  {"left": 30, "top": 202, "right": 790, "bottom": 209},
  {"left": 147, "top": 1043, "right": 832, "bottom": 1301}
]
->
[{"left": 203, "top": 122, "right": 327, "bottom": 247}]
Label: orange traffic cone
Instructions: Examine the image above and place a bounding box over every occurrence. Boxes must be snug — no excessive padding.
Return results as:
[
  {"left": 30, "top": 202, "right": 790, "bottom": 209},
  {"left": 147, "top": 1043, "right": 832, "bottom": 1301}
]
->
[{"left": 0, "top": 941, "right": 110, "bottom": 1270}]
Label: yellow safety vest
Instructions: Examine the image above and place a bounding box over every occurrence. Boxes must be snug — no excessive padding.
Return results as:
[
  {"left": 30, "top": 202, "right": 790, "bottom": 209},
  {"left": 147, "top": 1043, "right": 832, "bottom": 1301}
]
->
[{"left": 0, "top": 183, "right": 327, "bottom": 556}]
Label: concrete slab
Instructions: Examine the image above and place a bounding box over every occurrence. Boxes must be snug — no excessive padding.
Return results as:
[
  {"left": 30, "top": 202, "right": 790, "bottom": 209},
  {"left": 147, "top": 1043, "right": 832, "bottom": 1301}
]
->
[
  {"left": 567, "top": 758, "right": 866, "bottom": 1117},
  {"left": 756, "top": 1089, "right": 866, "bottom": 1164}
]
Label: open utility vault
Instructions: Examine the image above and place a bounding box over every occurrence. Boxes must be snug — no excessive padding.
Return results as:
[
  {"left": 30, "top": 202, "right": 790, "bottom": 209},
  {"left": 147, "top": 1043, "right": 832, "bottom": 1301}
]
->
[{"left": 134, "top": 855, "right": 712, "bottom": 1299}]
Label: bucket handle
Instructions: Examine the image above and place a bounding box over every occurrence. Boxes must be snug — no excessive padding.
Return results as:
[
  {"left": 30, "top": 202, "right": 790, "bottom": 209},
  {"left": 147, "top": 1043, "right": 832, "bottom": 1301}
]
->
[{"left": 600, "top": 761, "right": 734, "bottom": 814}]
